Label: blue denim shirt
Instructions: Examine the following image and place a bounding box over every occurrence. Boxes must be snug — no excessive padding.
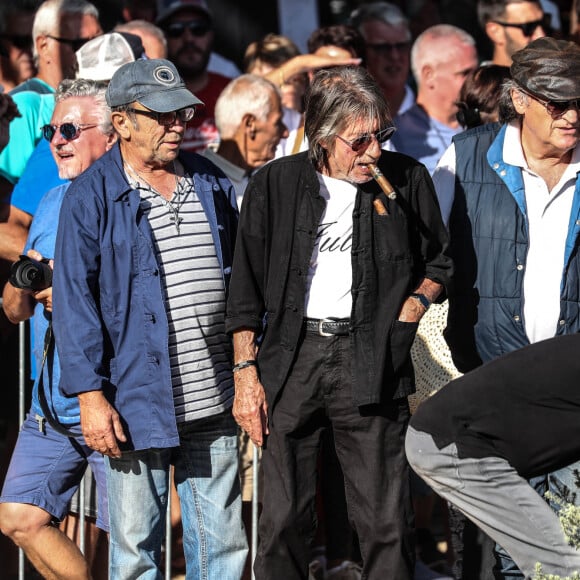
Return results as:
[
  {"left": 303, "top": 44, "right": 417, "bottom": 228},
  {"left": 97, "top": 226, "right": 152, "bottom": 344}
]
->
[{"left": 52, "top": 143, "right": 238, "bottom": 450}]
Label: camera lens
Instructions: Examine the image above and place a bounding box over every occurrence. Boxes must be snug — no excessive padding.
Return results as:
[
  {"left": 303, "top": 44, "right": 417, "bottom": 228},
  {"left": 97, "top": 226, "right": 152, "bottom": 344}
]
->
[{"left": 9, "top": 256, "right": 53, "bottom": 291}]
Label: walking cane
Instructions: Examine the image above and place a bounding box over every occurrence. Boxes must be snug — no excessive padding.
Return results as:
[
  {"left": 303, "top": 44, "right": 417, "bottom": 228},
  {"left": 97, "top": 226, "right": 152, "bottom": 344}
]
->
[{"left": 251, "top": 442, "right": 259, "bottom": 580}]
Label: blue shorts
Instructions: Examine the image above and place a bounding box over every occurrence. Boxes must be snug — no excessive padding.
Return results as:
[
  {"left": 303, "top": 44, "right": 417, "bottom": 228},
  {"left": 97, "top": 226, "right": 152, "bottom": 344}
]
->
[{"left": 0, "top": 412, "right": 109, "bottom": 531}]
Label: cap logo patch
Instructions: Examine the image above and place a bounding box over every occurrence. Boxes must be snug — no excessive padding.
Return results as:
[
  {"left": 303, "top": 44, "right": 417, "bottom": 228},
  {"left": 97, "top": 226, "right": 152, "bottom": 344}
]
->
[{"left": 154, "top": 66, "right": 176, "bottom": 85}]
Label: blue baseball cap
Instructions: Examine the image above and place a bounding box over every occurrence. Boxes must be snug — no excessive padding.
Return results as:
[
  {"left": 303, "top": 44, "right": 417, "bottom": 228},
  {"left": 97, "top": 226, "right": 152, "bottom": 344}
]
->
[{"left": 106, "top": 58, "right": 203, "bottom": 112}]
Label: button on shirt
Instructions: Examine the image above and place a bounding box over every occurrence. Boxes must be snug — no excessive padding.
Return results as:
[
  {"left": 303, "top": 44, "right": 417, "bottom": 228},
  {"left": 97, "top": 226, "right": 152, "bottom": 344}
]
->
[{"left": 433, "top": 122, "right": 580, "bottom": 344}]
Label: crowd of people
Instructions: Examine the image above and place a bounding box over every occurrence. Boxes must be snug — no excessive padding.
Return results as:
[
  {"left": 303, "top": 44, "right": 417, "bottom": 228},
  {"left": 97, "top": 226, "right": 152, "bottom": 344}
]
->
[{"left": 0, "top": 0, "right": 580, "bottom": 579}]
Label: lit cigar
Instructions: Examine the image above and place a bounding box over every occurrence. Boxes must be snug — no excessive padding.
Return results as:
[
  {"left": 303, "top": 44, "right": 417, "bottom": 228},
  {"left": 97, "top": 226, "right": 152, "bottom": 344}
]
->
[{"left": 367, "top": 163, "right": 397, "bottom": 200}]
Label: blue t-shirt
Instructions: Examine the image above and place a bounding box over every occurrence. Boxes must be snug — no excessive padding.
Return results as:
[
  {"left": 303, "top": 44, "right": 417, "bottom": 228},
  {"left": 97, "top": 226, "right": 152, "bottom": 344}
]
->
[
  {"left": 0, "top": 90, "right": 55, "bottom": 184},
  {"left": 11, "top": 139, "right": 67, "bottom": 216},
  {"left": 391, "top": 103, "right": 461, "bottom": 175},
  {"left": 24, "top": 182, "right": 79, "bottom": 424}
]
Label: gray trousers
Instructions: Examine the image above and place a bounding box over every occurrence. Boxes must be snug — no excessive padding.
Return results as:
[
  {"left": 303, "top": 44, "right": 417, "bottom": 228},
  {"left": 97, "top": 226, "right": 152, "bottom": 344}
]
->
[{"left": 405, "top": 427, "right": 580, "bottom": 579}]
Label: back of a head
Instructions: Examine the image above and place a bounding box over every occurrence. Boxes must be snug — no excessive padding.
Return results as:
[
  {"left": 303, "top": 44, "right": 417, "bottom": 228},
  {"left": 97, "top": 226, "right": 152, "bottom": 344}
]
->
[
  {"left": 114, "top": 20, "right": 168, "bottom": 59},
  {"left": 457, "top": 64, "right": 511, "bottom": 128},
  {"left": 243, "top": 33, "right": 301, "bottom": 74},
  {"left": 307, "top": 25, "right": 366, "bottom": 60},
  {"left": 305, "top": 66, "right": 391, "bottom": 170},
  {"left": 214, "top": 74, "right": 277, "bottom": 138}
]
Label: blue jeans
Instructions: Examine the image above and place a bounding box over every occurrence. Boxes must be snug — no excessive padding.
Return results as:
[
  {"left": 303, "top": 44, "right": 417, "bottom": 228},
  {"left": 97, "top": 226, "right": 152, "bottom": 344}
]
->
[{"left": 106, "top": 410, "right": 247, "bottom": 580}]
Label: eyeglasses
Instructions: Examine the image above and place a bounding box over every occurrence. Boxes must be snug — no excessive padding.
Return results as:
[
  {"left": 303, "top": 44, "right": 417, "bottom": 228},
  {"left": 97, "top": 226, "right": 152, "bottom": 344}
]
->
[
  {"left": 163, "top": 21, "right": 212, "bottom": 39},
  {"left": 366, "top": 41, "right": 411, "bottom": 55},
  {"left": 518, "top": 87, "right": 580, "bottom": 119},
  {"left": 126, "top": 107, "right": 195, "bottom": 126},
  {"left": 46, "top": 34, "right": 91, "bottom": 52},
  {"left": 42, "top": 122, "right": 98, "bottom": 142},
  {"left": 0, "top": 34, "right": 31, "bottom": 50},
  {"left": 335, "top": 126, "right": 396, "bottom": 153},
  {"left": 491, "top": 15, "right": 551, "bottom": 37}
]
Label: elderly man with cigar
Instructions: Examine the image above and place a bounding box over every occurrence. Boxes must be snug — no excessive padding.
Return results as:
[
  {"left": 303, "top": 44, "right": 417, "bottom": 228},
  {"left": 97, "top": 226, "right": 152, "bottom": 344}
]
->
[
  {"left": 52, "top": 58, "right": 247, "bottom": 578},
  {"left": 226, "top": 65, "right": 452, "bottom": 580}
]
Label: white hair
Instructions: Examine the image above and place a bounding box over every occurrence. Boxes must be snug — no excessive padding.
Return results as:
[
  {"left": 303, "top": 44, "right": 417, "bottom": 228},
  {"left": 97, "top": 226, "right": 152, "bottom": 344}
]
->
[
  {"left": 214, "top": 74, "right": 279, "bottom": 139},
  {"left": 411, "top": 24, "right": 476, "bottom": 83},
  {"left": 32, "top": 0, "right": 99, "bottom": 61}
]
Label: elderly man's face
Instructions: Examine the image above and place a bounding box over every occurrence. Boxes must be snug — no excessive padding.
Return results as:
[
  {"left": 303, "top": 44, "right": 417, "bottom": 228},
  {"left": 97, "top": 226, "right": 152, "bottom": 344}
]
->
[
  {"left": 323, "top": 117, "right": 386, "bottom": 184},
  {"left": 48, "top": 96, "right": 114, "bottom": 180},
  {"left": 514, "top": 88, "right": 580, "bottom": 156},
  {"left": 119, "top": 103, "right": 188, "bottom": 168},
  {"left": 244, "top": 91, "right": 288, "bottom": 169}
]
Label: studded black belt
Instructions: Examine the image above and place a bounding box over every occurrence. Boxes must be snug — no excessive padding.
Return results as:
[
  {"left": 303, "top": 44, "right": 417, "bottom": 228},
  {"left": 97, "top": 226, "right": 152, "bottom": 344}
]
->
[{"left": 304, "top": 318, "right": 350, "bottom": 337}]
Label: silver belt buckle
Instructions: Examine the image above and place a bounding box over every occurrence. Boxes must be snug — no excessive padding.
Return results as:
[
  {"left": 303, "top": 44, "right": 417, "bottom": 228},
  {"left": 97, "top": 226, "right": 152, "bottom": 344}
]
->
[{"left": 317, "top": 318, "right": 334, "bottom": 337}]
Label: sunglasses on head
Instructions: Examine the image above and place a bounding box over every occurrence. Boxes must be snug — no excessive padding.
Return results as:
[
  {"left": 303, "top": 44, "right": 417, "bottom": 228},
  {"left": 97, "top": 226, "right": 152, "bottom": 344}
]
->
[
  {"left": 492, "top": 14, "right": 551, "bottom": 37},
  {"left": 126, "top": 107, "right": 195, "bottom": 126},
  {"left": 164, "top": 21, "right": 212, "bottom": 39},
  {"left": 46, "top": 34, "right": 91, "bottom": 52},
  {"left": 42, "top": 122, "right": 98, "bottom": 142},
  {"left": 0, "top": 34, "right": 32, "bottom": 50},
  {"left": 335, "top": 126, "right": 397, "bottom": 153},
  {"left": 518, "top": 86, "right": 580, "bottom": 119}
]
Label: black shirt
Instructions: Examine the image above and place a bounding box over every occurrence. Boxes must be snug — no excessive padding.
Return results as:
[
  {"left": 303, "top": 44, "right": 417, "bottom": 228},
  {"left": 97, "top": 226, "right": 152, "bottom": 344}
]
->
[{"left": 410, "top": 333, "right": 580, "bottom": 478}]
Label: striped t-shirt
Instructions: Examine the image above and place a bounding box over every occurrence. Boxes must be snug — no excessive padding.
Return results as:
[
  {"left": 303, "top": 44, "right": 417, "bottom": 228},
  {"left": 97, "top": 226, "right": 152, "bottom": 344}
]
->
[{"left": 126, "top": 163, "right": 234, "bottom": 423}]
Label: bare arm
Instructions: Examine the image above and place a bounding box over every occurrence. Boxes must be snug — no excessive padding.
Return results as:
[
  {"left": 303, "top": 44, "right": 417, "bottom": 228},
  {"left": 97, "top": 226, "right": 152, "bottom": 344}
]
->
[
  {"left": 0, "top": 204, "right": 32, "bottom": 262},
  {"left": 397, "top": 278, "right": 443, "bottom": 323},
  {"left": 232, "top": 329, "right": 269, "bottom": 446}
]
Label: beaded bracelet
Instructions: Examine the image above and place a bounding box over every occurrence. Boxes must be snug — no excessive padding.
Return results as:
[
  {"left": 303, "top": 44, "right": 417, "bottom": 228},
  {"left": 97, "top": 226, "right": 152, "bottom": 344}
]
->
[{"left": 232, "top": 359, "right": 258, "bottom": 373}]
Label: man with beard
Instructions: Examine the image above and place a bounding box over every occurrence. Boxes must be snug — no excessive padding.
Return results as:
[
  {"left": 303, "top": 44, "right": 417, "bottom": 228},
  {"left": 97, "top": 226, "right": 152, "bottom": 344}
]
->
[
  {"left": 156, "top": 0, "right": 231, "bottom": 152},
  {"left": 478, "top": 0, "right": 547, "bottom": 67}
]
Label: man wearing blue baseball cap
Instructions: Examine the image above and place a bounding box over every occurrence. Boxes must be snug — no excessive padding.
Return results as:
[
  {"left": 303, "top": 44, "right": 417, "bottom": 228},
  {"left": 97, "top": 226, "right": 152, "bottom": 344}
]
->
[{"left": 52, "top": 58, "right": 247, "bottom": 578}]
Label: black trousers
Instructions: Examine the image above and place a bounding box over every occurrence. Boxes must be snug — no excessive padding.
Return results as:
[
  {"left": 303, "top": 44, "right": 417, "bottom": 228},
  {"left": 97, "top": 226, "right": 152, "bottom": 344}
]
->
[{"left": 255, "top": 331, "right": 415, "bottom": 580}]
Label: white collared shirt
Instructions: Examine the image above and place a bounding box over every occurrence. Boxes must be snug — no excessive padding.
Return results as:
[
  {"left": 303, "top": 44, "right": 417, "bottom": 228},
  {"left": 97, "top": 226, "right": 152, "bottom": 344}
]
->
[{"left": 433, "top": 123, "right": 580, "bottom": 343}]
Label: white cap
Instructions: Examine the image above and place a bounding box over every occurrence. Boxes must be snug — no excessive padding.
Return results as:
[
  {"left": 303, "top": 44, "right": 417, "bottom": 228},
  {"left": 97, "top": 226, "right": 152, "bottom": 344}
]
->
[{"left": 76, "top": 33, "right": 138, "bottom": 82}]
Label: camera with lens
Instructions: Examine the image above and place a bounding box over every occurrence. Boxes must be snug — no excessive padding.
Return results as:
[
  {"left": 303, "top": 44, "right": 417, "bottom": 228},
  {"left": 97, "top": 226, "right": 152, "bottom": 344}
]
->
[{"left": 9, "top": 255, "right": 53, "bottom": 291}]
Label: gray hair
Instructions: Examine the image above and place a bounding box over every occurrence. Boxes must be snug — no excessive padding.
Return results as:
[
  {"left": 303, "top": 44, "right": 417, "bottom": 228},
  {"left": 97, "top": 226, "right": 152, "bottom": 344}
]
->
[
  {"left": 411, "top": 24, "right": 476, "bottom": 83},
  {"left": 304, "top": 65, "right": 391, "bottom": 173},
  {"left": 214, "top": 74, "right": 279, "bottom": 139},
  {"left": 32, "top": 0, "right": 100, "bottom": 62},
  {"left": 55, "top": 78, "right": 113, "bottom": 136},
  {"left": 497, "top": 78, "right": 527, "bottom": 123},
  {"left": 349, "top": 1, "right": 411, "bottom": 41}
]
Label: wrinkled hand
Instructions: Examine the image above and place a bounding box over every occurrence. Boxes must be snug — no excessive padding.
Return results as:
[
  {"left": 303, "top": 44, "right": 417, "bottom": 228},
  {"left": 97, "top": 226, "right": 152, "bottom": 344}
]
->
[
  {"left": 398, "top": 296, "right": 427, "bottom": 323},
  {"left": 77, "top": 390, "right": 127, "bottom": 457},
  {"left": 232, "top": 368, "right": 269, "bottom": 447}
]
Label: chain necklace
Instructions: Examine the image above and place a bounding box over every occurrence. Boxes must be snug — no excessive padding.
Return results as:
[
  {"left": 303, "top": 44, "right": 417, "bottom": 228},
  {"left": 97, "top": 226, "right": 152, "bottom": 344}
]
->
[{"left": 125, "top": 160, "right": 186, "bottom": 234}]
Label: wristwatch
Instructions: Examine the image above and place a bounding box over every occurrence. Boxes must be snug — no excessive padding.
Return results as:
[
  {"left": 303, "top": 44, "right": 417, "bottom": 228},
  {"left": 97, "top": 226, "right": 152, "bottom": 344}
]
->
[{"left": 410, "top": 293, "right": 431, "bottom": 310}]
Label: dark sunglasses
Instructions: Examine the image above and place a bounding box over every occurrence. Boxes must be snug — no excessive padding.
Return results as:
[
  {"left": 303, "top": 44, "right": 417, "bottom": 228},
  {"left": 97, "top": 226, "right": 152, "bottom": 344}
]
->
[
  {"left": 42, "top": 122, "right": 98, "bottom": 142},
  {"left": 0, "top": 34, "right": 32, "bottom": 50},
  {"left": 335, "top": 126, "right": 397, "bottom": 153},
  {"left": 164, "top": 21, "right": 212, "bottom": 39},
  {"left": 518, "top": 87, "right": 580, "bottom": 119},
  {"left": 491, "top": 15, "right": 551, "bottom": 37},
  {"left": 46, "top": 34, "right": 91, "bottom": 52},
  {"left": 366, "top": 41, "right": 411, "bottom": 55},
  {"left": 126, "top": 107, "right": 195, "bottom": 126}
]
